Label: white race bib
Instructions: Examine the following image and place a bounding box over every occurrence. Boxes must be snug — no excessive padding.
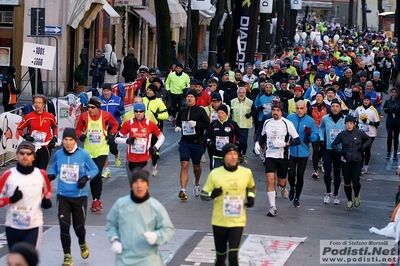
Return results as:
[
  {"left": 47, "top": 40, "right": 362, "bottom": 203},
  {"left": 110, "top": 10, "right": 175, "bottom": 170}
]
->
[
  {"left": 182, "top": 121, "right": 196, "bottom": 135},
  {"left": 60, "top": 164, "right": 79, "bottom": 184},
  {"left": 88, "top": 129, "right": 102, "bottom": 144},
  {"left": 329, "top": 129, "right": 342, "bottom": 142},
  {"left": 31, "top": 130, "right": 47, "bottom": 143},
  {"left": 216, "top": 136, "right": 229, "bottom": 151},
  {"left": 223, "top": 196, "right": 243, "bottom": 217},
  {"left": 130, "top": 138, "right": 147, "bottom": 154},
  {"left": 11, "top": 206, "right": 33, "bottom": 227}
]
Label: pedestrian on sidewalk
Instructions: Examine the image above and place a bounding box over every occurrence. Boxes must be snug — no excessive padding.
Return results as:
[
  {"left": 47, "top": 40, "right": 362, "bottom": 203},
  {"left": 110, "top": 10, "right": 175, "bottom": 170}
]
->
[
  {"left": 48, "top": 128, "right": 99, "bottom": 266},
  {"left": 200, "top": 143, "right": 256, "bottom": 266},
  {"left": 2, "top": 66, "right": 21, "bottom": 112},
  {"left": 331, "top": 115, "right": 371, "bottom": 210},
  {"left": 106, "top": 169, "right": 174, "bottom": 266},
  {"left": 0, "top": 141, "right": 52, "bottom": 250},
  {"left": 75, "top": 96, "right": 119, "bottom": 212},
  {"left": 122, "top": 47, "right": 139, "bottom": 82}
]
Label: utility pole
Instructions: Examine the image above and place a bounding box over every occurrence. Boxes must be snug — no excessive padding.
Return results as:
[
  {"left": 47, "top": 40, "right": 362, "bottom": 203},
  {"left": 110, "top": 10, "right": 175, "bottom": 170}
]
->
[{"left": 184, "top": 0, "right": 191, "bottom": 74}]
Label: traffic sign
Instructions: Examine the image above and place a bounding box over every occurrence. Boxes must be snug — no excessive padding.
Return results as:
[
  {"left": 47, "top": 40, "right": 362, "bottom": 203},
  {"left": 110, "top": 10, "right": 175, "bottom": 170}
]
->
[
  {"left": 21, "top": 42, "right": 56, "bottom": 70},
  {"left": 45, "top": 26, "right": 62, "bottom": 35}
]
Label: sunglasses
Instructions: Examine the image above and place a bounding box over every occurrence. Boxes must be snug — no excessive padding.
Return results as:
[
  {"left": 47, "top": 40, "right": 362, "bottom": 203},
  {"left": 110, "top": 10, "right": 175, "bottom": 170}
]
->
[
  {"left": 134, "top": 110, "right": 144, "bottom": 113},
  {"left": 18, "top": 151, "right": 34, "bottom": 156},
  {"left": 140, "top": 72, "right": 146, "bottom": 74},
  {"left": 149, "top": 73, "right": 156, "bottom": 76},
  {"left": 88, "top": 105, "right": 97, "bottom": 109}
]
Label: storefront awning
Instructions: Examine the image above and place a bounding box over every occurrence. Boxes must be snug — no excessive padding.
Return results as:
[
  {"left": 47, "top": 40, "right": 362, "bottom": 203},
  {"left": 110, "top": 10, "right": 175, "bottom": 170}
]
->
[
  {"left": 67, "top": 0, "right": 120, "bottom": 29},
  {"left": 67, "top": 0, "right": 103, "bottom": 29},
  {"left": 132, "top": 8, "right": 156, "bottom": 28},
  {"left": 167, "top": 0, "right": 187, "bottom": 28},
  {"left": 103, "top": 0, "right": 120, "bottom": 25}
]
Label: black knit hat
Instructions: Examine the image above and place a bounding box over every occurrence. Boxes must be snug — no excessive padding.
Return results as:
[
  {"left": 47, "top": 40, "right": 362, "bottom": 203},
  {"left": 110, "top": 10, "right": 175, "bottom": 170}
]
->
[
  {"left": 217, "top": 104, "right": 229, "bottom": 115},
  {"left": 17, "top": 141, "right": 36, "bottom": 154},
  {"left": 186, "top": 89, "right": 198, "bottom": 99},
  {"left": 147, "top": 84, "right": 158, "bottom": 94},
  {"left": 222, "top": 143, "right": 238, "bottom": 158},
  {"left": 345, "top": 115, "right": 355, "bottom": 123},
  {"left": 63, "top": 128, "right": 78, "bottom": 141},
  {"left": 10, "top": 242, "right": 39, "bottom": 266},
  {"left": 88, "top": 96, "right": 102, "bottom": 108},
  {"left": 130, "top": 168, "right": 150, "bottom": 186}
]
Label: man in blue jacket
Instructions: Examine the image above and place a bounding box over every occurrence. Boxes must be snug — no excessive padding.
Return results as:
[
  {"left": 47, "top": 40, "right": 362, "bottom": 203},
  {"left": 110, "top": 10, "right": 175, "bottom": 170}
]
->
[
  {"left": 287, "top": 101, "right": 319, "bottom": 207},
  {"left": 99, "top": 83, "right": 125, "bottom": 177},
  {"left": 48, "top": 128, "right": 99, "bottom": 266}
]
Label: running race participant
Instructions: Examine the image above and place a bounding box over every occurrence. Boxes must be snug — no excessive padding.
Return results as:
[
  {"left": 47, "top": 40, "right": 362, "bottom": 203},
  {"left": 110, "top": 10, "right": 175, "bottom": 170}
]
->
[
  {"left": 115, "top": 103, "right": 165, "bottom": 185},
  {"left": 48, "top": 128, "right": 99, "bottom": 266},
  {"left": 287, "top": 101, "right": 319, "bottom": 207},
  {"left": 200, "top": 143, "right": 255, "bottom": 266},
  {"left": 331, "top": 115, "right": 371, "bottom": 210},
  {"left": 319, "top": 98, "right": 346, "bottom": 205},
  {"left": 0, "top": 141, "right": 52, "bottom": 250},
  {"left": 254, "top": 101, "right": 300, "bottom": 217},
  {"left": 75, "top": 96, "right": 119, "bottom": 212},
  {"left": 17, "top": 94, "right": 58, "bottom": 170},
  {"left": 175, "top": 90, "right": 209, "bottom": 200}
]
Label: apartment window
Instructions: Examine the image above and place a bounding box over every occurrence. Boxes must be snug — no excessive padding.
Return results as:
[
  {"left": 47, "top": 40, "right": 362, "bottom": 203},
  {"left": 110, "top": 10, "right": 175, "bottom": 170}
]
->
[{"left": 0, "top": 11, "right": 13, "bottom": 24}]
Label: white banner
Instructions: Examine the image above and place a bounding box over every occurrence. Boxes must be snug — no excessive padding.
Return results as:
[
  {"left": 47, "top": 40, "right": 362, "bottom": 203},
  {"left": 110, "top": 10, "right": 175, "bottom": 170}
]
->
[
  {"left": 21, "top": 42, "right": 56, "bottom": 70},
  {"left": 260, "top": 0, "right": 273, "bottom": 13},
  {"left": 0, "top": 112, "right": 22, "bottom": 155},
  {"left": 291, "top": 0, "right": 302, "bottom": 10},
  {"left": 53, "top": 99, "right": 82, "bottom": 144},
  {"left": 192, "top": 0, "right": 211, "bottom": 10}
]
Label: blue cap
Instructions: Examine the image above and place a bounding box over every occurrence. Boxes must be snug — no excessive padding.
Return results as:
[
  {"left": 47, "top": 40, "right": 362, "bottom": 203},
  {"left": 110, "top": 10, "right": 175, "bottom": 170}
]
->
[
  {"left": 255, "top": 61, "right": 261, "bottom": 66},
  {"left": 373, "top": 71, "right": 380, "bottom": 77},
  {"left": 280, "top": 63, "right": 287, "bottom": 69},
  {"left": 134, "top": 103, "right": 146, "bottom": 112}
]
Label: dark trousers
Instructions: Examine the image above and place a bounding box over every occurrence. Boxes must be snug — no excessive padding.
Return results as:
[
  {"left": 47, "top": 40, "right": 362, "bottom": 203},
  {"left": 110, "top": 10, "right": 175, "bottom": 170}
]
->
[
  {"left": 363, "top": 137, "right": 375, "bottom": 165},
  {"left": 323, "top": 149, "right": 342, "bottom": 195},
  {"left": 383, "top": 71, "right": 391, "bottom": 92},
  {"left": 6, "top": 226, "right": 40, "bottom": 251},
  {"left": 169, "top": 93, "right": 182, "bottom": 118},
  {"left": 90, "top": 155, "right": 107, "bottom": 200},
  {"left": 35, "top": 146, "right": 52, "bottom": 170},
  {"left": 238, "top": 128, "right": 249, "bottom": 156},
  {"left": 92, "top": 75, "right": 104, "bottom": 89},
  {"left": 212, "top": 226, "right": 244, "bottom": 266},
  {"left": 387, "top": 122, "right": 400, "bottom": 154},
  {"left": 342, "top": 160, "right": 362, "bottom": 201},
  {"left": 312, "top": 141, "right": 323, "bottom": 170},
  {"left": 57, "top": 194, "right": 88, "bottom": 254},
  {"left": 288, "top": 156, "right": 308, "bottom": 199},
  {"left": 3, "top": 103, "right": 16, "bottom": 112}
]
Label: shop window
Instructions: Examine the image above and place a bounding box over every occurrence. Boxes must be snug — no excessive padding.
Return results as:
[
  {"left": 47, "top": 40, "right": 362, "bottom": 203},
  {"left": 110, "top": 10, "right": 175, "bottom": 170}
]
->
[{"left": 0, "top": 11, "right": 13, "bottom": 24}]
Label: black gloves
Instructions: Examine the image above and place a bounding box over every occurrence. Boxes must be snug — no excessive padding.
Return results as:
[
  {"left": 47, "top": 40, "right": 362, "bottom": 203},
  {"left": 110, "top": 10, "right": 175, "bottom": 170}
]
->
[
  {"left": 361, "top": 118, "right": 368, "bottom": 124},
  {"left": 246, "top": 197, "right": 255, "bottom": 208},
  {"left": 207, "top": 140, "right": 215, "bottom": 149},
  {"left": 319, "top": 141, "right": 325, "bottom": 147},
  {"left": 211, "top": 187, "right": 223, "bottom": 199},
  {"left": 47, "top": 174, "right": 56, "bottom": 181},
  {"left": 126, "top": 137, "right": 136, "bottom": 145},
  {"left": 148, "top": 146, "right": 157, "bottom": 155},
  {"left": 245, "top": 113, "right": 252, "bottom": 119},
  {"left": 107, "top": 134, "right": 115, "bottom": 145},
  {"left": 10, "top": 186, "right": 23, "bottom": 203},
  {"left": 77, "top": 175, "right": 89, "bottom": 189},
  {"left": 115, "top": 110, "right": 121, "bottom": 117},
  {"left": 23, "top": 134, "right": 35, "bottom": 142},
  {"left": 79, "top": 134, "right": 87, "bottom": 142},
  {"left": 257, "top": 105, "right": 264, "bottom": 111},
  {"left": 49, "top": 137, "right": 58, "bottom": 148},
  {"left": 41, "top": 198, "right": 52, "bottom": 209},
  {"left": 358, "top": 146, "right": 365, "bottom": 152}
]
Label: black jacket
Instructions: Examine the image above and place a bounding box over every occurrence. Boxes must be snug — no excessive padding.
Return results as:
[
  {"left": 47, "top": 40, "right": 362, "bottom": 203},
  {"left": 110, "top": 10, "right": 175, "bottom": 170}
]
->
[
  {"left": 176, "top": 105, "right": 209, "bottom": 144},
  {"left": 331, "top": 128, "right": 371, "bottom": 162},
  {"left": 383, "top": 97, "right": 400, "bottom": 125}
]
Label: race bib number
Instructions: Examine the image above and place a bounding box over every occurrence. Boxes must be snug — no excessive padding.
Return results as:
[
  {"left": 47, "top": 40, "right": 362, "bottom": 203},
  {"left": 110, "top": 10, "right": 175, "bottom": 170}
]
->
[
  {"left": 88, "top": 130, "right": 102, "bottom": 144},
  {"left": 11, "top": 206, "right": 32, "bottom": 227},
  {"left": 344, "top": 88, "right": 352, "bottom": 98},
  {"left": 31, "top": 130, "right": 47, "bottom": 143},
  {"left": 182, "top": 121, "right": 196, "bottom": 135},
  {"left": 60, "top": 164, "right": 79, "bottom": 184},
  {"left": 223, "top": 196, "right": 243, "bottom": 217},
  {"left": 216, "top": 136, "right": 229, "bottom": 151},
  {"left": 329, "top": 129, "right": 342, "bottom": 142},
  {"left": 359, "top": 124, "right": 369, "bottom": 132},
  {"left": 131, "top": 138, "right": 147, "bottom": 154},
  {"left": 263, "top": 103, "right": 271, "bottom": 115},
  {"left": 210, "top": 111, "right": 218, "bottom": 122}
]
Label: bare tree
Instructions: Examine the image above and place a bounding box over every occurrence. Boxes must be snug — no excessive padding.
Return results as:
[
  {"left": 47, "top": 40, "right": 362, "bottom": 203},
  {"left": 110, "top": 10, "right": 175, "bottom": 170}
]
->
[{"left": 154, "top": 0, "right": 172, "bottom": 72}]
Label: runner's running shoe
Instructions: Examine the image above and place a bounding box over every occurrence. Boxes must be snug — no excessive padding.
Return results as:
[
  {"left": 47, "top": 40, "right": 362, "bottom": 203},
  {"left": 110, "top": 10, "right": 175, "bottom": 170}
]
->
[
  {"left": 80, "top": 242, "right": 90, "bottom": 259},
  {"left": 90, "top": 201, "right": 97, "bottom": 212},
  {"left": 346, "top": 201, "right": 353, "bottom": 210},
  {"left": 354, "top": 196, "right": 361, "bottom": 207},
  {"left": 95, "top": 200, "right": 102, "bottom": 211},
  {"left": 324, "top": 192, "right": 332, "bottom": 204},
  {"left": 289, "top": 189, "right": 295, "bottom": 201},
  {"left": 280, "top": 187, "right": 289, "bottom": 199},
  {"left": 311, "top": 171, "right": 319, "bottom": 179},
  {"left": 193, "top": 184, "right": 201, "bottom": 197},
  {"left": 333, "top": 195, "right": 340, "bottom": 205},
  {"left": 102, "top": 168, "right": 111, "bottom": 178},
  {"left": 178, "top": 190, "right": 187, "bottom": 201},
  {"left": 152, "top": 164, "right": 158, "bottom": 176},
  {"left": 242, "top": 155, "right": 249, "bottom": 164},
  {"left": 293, "top": 198, "right": 300, "bottom": 208},
  {"left": 267, "top": 206, "right": 277, "bottom": 217},
  {"left": 114, "top": 151, "right": 121, "bottom": 167},
  {"left": 62, "top": 253, "right": 73, "bottom": 266}
]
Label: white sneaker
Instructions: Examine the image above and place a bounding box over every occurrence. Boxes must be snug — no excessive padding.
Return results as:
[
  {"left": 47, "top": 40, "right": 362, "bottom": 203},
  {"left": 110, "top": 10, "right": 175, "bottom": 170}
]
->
[
  {"left": 259, "top": 149, "right": 266, "bottom": 163},
  {"left": 324, "top": 192, "right": 332, "bottom": 204},
  {"left": 201, "top": 154, "right": 207, "bottom": 163},
  {"left": 267, "top": 206, "right": 277, "bottom": 217},
  {"left": 168, "top": 115, "right": 174, "bottom": 122},
  {"left": 361, "top": 165, "right": 368, "bottom": 174},
  {"left": 280, "top": 187, "right": 289, "bottom": 199},
  {"left": 152, "top": 164, "right": 158, "bottom": 176},
  {"left": 193, "top": 184, "right": 201, "bottom": 197},
  {"left": 333, "top": 195, "right": 340, "bottom": 205}
]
